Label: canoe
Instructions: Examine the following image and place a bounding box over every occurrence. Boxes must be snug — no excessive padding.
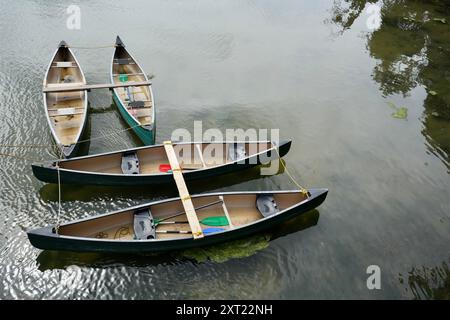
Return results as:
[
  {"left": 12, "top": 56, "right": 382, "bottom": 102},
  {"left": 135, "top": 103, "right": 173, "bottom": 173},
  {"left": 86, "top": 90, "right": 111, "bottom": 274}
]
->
[
  {"left": 31, "top": 140, "right": 291, "bottom": 185},
  {"left": 43, "top": 41, "right": 88, "bottom": 158},
  {"left": 27, "top": 188, "right": 328, "bottom": 253},
  {"left": 111, "top": 36, "right": 155, "bottom": 145}
]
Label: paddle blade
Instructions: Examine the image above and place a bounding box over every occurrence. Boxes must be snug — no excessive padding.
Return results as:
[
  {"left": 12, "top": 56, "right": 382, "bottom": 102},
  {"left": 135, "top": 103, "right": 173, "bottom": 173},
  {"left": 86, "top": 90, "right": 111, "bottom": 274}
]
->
[
  {"left": 203, "top": 227, "right": 226, "bottom": 235},
  {"left": 200, "top": 216, "right": 229, "bottom": 226}
]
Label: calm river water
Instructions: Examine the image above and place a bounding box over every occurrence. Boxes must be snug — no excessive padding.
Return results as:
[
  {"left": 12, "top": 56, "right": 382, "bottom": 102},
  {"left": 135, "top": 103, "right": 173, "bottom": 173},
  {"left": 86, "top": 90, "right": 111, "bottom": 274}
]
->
[{"left": 0, "top": 0, "right": 449, "bottom": 299}]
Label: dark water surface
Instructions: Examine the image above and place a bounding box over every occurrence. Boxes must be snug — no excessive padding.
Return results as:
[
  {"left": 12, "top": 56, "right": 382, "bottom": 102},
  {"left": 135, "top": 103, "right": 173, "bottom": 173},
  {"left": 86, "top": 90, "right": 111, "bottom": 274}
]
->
[{"left": 0, "top": 0, "right": 449, "bottom": 299}]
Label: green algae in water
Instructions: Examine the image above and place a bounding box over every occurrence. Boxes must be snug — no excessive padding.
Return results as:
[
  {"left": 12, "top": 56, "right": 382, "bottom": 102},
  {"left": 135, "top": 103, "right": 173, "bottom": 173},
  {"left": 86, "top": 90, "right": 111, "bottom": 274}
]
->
[
  {"left": 392, "top": 107, "right": 408, "bottom": 119},
  {"left": 388, "top": 102, "right": 408, "bottom": 119},
  {"left": 181, "top": 234, "right": 271, "bottom": 263}
]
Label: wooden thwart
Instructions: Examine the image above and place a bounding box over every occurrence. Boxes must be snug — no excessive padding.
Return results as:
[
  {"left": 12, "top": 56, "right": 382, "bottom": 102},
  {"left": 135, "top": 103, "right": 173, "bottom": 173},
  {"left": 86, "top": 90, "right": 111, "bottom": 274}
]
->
[
  {"left": 219, "top": 196, "right": 234, "bottom": 228},
  {"left": 164, "top": 141, "right": 204, "bottom": 239},
  {"left": 195, "top": 144, "right": 207, "bottom": 168},
  {"left": 43, "top": 81, "right": 152, "bottom": 93}
]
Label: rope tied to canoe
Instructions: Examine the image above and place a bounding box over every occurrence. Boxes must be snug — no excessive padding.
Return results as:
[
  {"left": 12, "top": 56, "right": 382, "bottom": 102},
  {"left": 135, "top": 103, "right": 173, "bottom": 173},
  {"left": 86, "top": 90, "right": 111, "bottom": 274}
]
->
[
  {"left": 273, "top": 145, "right": 310, "bottom": 198},
  {"left": 0, "top": 152, "right": 43, "bottom": 162},
  {"left": 74, "top": 123, "right": 146, "bottom": 145},
  {"left": 0, "top": 123, "right": 148, "bottom": 157},
  {"left": 69, "top": 44, "right": 116, "bottom": 49},
  {"left": 54, "top": 146, "right": 64, "bottom": 234},
  {"left": 0, "top": 144, "right": 53, "bottom": 149}
]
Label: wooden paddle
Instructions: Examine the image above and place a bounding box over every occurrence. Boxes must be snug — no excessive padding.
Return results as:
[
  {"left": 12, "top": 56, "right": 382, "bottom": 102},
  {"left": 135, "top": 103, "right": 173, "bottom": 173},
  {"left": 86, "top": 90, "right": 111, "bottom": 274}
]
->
[
  {"left": 156, "top": 227, "right": 225, "bottom": 235},
  {"left": 154, "top": 199, "right": 223, "bottom": 225},
  {"left": 157, "top": 216, "right": 229, "bottom": 227}
]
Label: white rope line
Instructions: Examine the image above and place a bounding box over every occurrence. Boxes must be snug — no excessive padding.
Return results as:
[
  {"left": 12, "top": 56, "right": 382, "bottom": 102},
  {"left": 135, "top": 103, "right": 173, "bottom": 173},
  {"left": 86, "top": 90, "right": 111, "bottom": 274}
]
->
[
  {"left": 75, "top": 123, "right": 144, "bottom": 145},
  {"left": 0, "top": 144, "right": 52, "bottom": 148},
  {"left": 0, "top": 152, "right": 40, "bottom": 162},
  {"left": 55, "top": 162, "right": 61, "bottom": 234},
  {"left": 0, "top": 123, "right": 146, "bottom": 153},
  {"left": 54, "top": 146, "right": 64, "bottom": 234},
  {"left": 69, "top": 45, "right": 115, "bottom": 49}
]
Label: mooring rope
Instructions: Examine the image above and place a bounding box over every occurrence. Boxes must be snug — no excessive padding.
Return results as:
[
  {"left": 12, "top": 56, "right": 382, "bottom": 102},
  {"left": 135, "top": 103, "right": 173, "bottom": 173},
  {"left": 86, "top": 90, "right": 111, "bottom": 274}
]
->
[
  {"left": 0, "top": 152, "right": 42, "bottom": 162},
  {"left": 273, "top": 145, "right": 310, "bottom": 197},
  {"left": 54, "top": 146, "right": 64, "bottom": 234},
  {"left": 55, "top": 162, "right": 62, "bottom": 234},
  {"left": 0, "top": 144, "right": 52, "bottom": 149},
  {"left": 0, "top": 122, "right": 146, "bottom": 153},
  {"left": 75, "top": 123, "right": 145, "bottom": 145},
  {"left": 0, "top": 123, "right": 146, "bottom": 232},
  {"left": 69, "top": 44, "right": 115, "bottom": 49}
]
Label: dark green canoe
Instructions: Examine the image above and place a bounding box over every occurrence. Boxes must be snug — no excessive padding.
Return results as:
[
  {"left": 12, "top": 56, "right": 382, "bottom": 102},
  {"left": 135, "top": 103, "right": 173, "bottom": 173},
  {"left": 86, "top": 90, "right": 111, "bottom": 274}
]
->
[
  {"left": 31, "top": 140, "right": 291, "bottom": 186},
  {"left": 27, "top": 188, "right": 328, "bottom": 253}
]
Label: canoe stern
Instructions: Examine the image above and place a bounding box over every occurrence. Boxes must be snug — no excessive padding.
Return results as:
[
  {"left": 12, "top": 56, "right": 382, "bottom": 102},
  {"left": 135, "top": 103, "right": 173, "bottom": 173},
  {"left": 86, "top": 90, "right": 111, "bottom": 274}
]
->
[
  {"left": 27, "top": 226, "right": 58, "bottom": 251},
  {"left": 277, "top": 139, "right": 292, "bottom": 157}
]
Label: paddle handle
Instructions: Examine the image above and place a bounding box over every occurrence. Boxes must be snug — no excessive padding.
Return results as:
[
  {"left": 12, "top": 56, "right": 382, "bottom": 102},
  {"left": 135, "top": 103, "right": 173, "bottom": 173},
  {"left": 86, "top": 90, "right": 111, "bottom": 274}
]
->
[
  {"left": 157, "top": 221, "right": 189, "bottom": 225},
  {"left": 156, "top": 199, "right": 223, "bottom": 224},
  {"left": 156, "top": 230, "right": 190, "bottom": 234},
  {"left": 156, "top": 228, "right": 225, "bottom": 235}
]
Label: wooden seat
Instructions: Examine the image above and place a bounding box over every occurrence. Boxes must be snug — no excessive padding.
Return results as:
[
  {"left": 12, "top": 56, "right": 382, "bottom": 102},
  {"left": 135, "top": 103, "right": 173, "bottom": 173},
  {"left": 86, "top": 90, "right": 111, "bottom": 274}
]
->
[
  {"left": 113, "top": 58, "right": 135, "bottom": 65},
  {"left": 48, "top": 106, "right": 85, "bottom": 111},
  {"left": 49, "top": 108, "right": 84, "bottom": 117},
  {"left": 52, "top": 61, "right": 77, "bottom": 68},
  {"left": 50, "top": 112, "right": 85, "bottom": 118},
  {"left": 113, "top": 73, "right": 144, "bottom": 76}
]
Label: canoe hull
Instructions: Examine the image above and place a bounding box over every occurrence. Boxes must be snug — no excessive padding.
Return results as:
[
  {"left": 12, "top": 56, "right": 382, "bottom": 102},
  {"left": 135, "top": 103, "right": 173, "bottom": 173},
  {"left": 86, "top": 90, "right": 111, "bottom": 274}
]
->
[
  {"left": 112, "top": 91, "right": 155, "bottom": 145},
  {"left": 43, "top": 41, "right": 88, "bottom": 159},
  {"left": 31, "top": 140, "right": 291, "bottom": 185},
  {"left": 27, "top": 189, "right": 328, "bottom": 253}
]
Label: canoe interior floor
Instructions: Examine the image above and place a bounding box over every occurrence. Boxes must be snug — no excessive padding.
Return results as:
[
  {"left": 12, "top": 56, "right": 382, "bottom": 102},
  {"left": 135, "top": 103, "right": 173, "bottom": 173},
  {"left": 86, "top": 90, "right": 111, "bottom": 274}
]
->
[
  {"left": 139, "top": 159, "right": 171, "bottom": 174},
  {"left": 113, "top": 69, "right": 153, "bottom": 126},
  {"left": 59, "top": 142, "right": 267, "bottom": 174},
  {"left": 52, "top": 113, "right": 83, "bottom": 145},
  {"left": 46, "top": 60, "right": 86, "bottom": 146},
  {"left": 90, "top": 206, "right": 264, "bottom": 241}
]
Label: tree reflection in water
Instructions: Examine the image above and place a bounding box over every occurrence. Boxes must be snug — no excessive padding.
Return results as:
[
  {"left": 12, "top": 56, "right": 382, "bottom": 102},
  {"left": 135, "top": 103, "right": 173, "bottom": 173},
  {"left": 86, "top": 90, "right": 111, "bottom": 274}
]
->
[
  {"left": 330, "top": 0, "right": 450, "bottom": 171},
  {"left": 399, "top": 260, "right": 450, "bottom": 299},
  {"left": 329, "top": 0, "right": 450, "bottom": 298}
]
